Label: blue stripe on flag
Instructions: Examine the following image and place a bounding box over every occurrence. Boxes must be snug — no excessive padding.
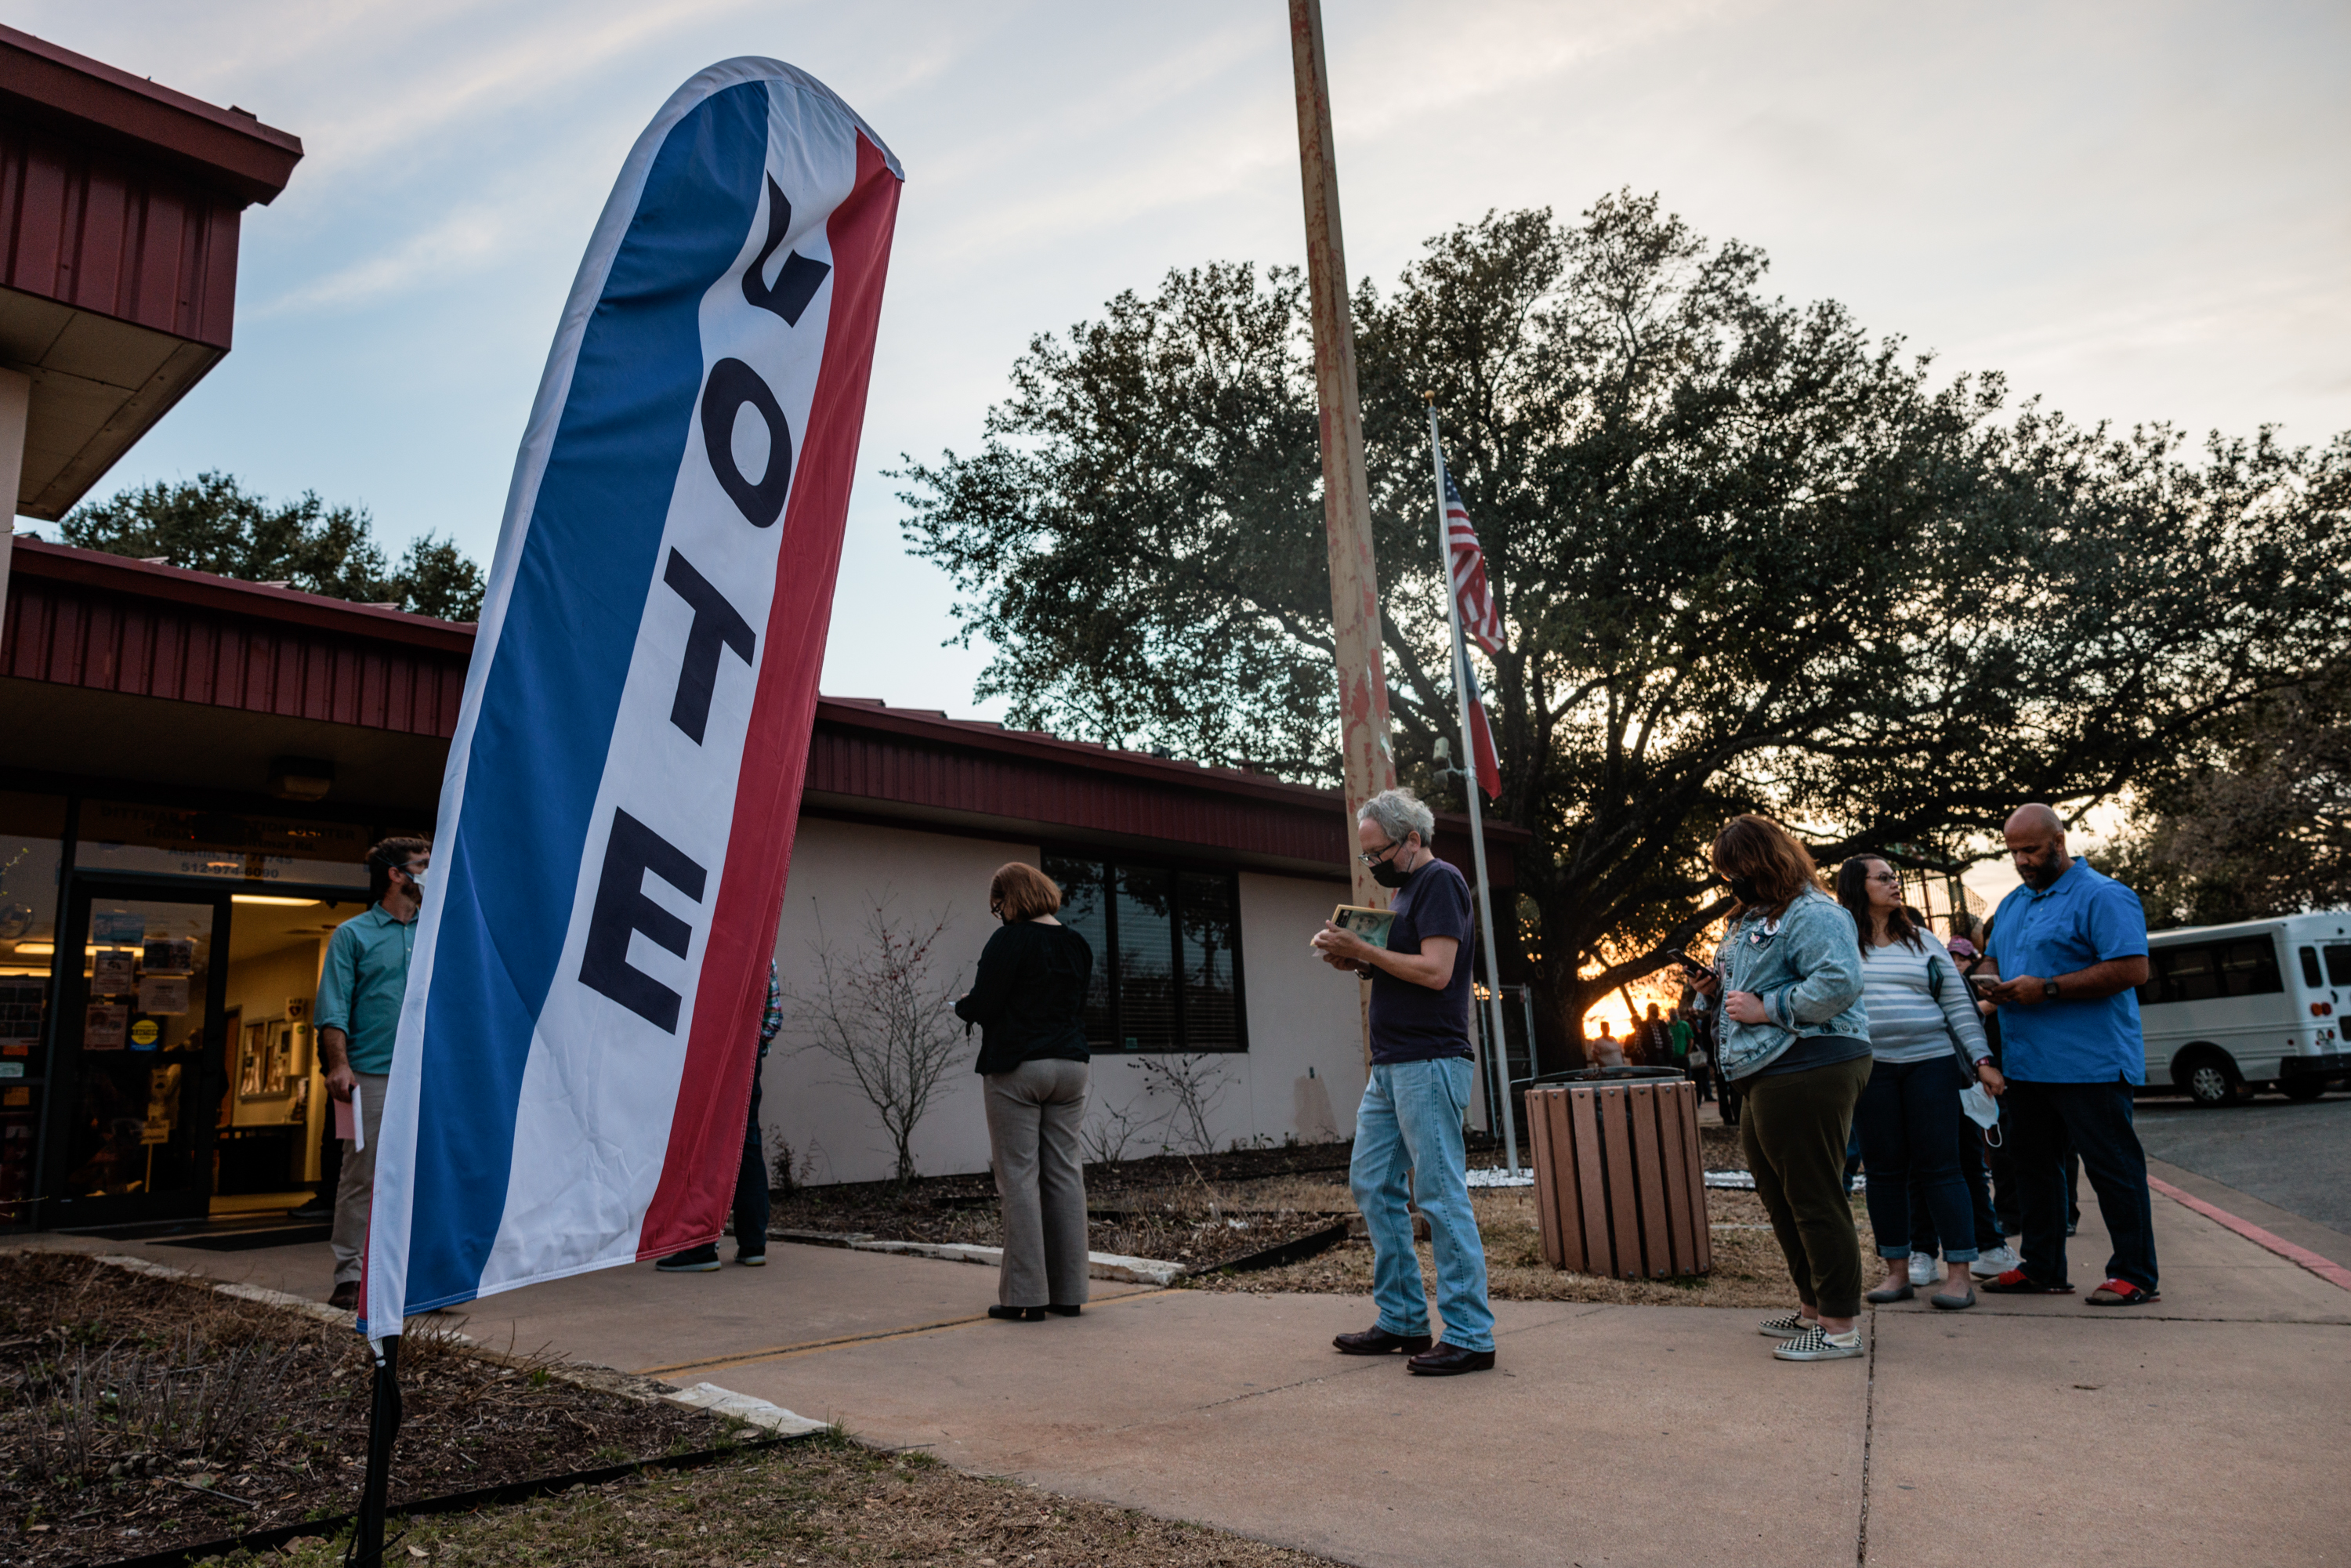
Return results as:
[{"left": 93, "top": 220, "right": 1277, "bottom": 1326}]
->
[{"left": 401, "top": 81, "right": 773, "bottom": 1310}]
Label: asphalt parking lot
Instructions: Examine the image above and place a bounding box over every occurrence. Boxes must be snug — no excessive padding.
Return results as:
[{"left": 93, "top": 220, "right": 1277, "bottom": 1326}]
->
[{"left": 2134, "top": 1088, "right": 2351, "bottom": 1234}]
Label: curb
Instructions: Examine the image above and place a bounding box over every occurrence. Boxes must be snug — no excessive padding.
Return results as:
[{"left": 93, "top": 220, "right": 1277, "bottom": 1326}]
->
[
  {"left": 2147, "top": 1175, "right": 2351, "bottom": 1294},
  {"left": 775, "top": 1229, "right": 1186, "bottom": 1286}
]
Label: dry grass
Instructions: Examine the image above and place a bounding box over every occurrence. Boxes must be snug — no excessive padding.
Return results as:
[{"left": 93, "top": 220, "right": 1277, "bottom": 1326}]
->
[
  {"left": 1186, "top": 1185, "right": 1878, "bottom": 1311},
  {"left": 265, "top": 1432, "right": 1342, "bottom": 1567}
]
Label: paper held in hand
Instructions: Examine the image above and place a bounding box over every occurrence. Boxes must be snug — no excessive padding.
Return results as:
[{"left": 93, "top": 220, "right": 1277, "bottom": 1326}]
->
[
  {"left": 335, "top": 1082, "right": 364, "bottom": 1152},
  {"left": 1330, "top": 904, "right": 1396, "bottom": 950}
]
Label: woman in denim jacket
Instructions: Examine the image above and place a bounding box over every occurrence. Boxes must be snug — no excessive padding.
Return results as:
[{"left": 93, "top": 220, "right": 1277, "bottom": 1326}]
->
[{"left": 1688, "top": 815, "right": 1871, "bottom": 1362}]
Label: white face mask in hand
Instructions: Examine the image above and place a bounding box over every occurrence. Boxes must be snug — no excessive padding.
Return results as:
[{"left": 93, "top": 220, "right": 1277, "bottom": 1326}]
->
[{"left": 1960, "top": 1082, "right": 2001, "bottom": 1140}]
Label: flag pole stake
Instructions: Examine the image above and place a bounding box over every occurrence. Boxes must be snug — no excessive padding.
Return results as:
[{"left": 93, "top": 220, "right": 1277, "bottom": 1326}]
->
[
  {"left": 349, "top": 1333, "right": 402, "bottom": 1567},
  {"left": 1425, "top": 398, "right": 1520, "bottom": 1176}
]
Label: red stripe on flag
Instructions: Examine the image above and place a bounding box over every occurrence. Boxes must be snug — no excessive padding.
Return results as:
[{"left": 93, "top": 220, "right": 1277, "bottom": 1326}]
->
[
  {"left": 636, "top": 133, "right": 902, "bottom": 1258},
  {"left": 1469, "top": 697, "right": 1500, "bottom": 800}
]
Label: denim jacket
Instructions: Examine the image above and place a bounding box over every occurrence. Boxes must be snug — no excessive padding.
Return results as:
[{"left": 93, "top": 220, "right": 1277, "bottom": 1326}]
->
[{"left": 1692, "top": 889, "right": 1869, "bottom": 1080}]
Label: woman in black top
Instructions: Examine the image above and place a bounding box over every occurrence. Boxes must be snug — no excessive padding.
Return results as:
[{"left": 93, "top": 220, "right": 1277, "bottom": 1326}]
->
[{"left": 955, "top": 862, "right": 1094, "bottom": 1320}]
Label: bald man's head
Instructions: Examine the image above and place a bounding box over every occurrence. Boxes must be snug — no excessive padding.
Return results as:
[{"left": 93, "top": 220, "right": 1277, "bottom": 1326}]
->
[
  {"left": 2006, "top": 804, "right": 2064, "bottom": 836},
  {"left": 2004, "top": 802, "right": 2071, "bottom": 889}
]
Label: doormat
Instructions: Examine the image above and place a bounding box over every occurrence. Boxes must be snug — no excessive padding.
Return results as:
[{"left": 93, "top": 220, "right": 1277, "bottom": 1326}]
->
[{"left": 152, "top": 1223, "right": 332, "bottom": 1251}]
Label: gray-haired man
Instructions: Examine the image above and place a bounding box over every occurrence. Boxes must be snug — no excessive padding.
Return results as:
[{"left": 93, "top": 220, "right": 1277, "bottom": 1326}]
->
[{"left": 1310, "top": 788, "right": 1496, "bottom": 1375}]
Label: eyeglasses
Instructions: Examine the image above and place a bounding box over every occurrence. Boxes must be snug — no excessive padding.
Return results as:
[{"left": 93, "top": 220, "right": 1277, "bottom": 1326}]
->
[
  {"left": 1359, "top": 838, "right": 1404, "bottom": 867},
  {"left": 1866, "top": 872, "right": 1900, "bottom": 886}
]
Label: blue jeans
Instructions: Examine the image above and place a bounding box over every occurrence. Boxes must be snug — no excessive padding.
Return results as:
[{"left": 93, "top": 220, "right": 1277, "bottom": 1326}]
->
[
  {"left": 1349, "top": 1058, "right": 1494, "bottom": 1353},
  {"left": 1855, "top": 1056, "right": 1979, "bottom": 1263}
]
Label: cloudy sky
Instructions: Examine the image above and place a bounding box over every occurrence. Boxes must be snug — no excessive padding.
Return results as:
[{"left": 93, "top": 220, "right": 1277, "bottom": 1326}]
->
[{"left": 18, "top": 0, "right": 2349, "bottom": 737}]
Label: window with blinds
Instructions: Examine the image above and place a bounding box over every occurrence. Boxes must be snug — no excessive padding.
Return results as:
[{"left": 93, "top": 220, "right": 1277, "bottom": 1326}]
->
[{"left": 1043, "top": 856, "right": 1246, "bottom": 1053}]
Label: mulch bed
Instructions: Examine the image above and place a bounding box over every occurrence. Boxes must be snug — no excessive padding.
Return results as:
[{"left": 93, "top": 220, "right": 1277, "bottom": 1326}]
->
[
  {"left": 770, "top": 1145, "right": 1356, "bottom": 1273},
  {"left": 263, "top": 1431, "right": 1344, "bottom": 1567},
  {"left": 0, "top": 1252, "right": 733, "bottom": 1567}
]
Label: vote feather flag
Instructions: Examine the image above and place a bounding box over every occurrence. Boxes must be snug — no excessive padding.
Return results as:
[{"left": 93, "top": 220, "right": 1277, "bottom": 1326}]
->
[{"left": 360, "top": 60, "right": 901, "bottom": 1334}]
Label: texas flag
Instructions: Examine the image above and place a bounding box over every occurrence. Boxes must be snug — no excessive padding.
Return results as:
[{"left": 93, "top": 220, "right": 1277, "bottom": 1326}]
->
[{"left": 360, "top": 60, "right": 901, "bottom": 1334}]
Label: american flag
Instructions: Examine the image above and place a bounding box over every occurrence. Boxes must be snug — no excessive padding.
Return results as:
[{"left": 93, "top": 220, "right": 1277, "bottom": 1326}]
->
[
  {"left": 1442, "top": 474, "right": 1503, "bottom": 799},
  {"left": 1445, "top": 476, "right": 1505, "bottom": 656}
]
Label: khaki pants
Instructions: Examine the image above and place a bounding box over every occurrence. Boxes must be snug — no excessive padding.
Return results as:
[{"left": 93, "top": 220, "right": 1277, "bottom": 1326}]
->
[
  {"left": 984, "top": 1059, "right": 1090, "bottom": 1309},
  {"left": 331, "top": 1072, "right": 389, "bottom": 1287}
]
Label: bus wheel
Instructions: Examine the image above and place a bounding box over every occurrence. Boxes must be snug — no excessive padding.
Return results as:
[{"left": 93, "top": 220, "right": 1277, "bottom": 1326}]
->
[
  {"left": 2280, "top": 1077, "right": 2327, "bottom": 1103},
  {"left": 2180, "top": 1052, "right": 2240, "bottom": 1108}
]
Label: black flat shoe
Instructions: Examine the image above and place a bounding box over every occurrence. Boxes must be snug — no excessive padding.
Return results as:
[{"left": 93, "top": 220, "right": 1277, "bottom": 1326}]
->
[
  {"left": 1044, "top": 1303, "right": 1081, "bottom": 1316},
  {"left": 1333, "top": 1326, "right": 1433, "bottom": 1356},
  {"left": 1406, "top": 1343, "right": 1496, "bottom": 1376},
  {"left": 1864, "top": 1283, "right": 1914, "bottom": 1305},
  {"left": 987, "top": 1305, "right": 1045, "bottom": 1321}
]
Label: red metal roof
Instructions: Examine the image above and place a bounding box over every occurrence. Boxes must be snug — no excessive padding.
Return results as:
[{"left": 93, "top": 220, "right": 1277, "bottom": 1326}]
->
[
  {"left": 0, "top": 26, "right": 302, "bottom": 207},
  {"left": 2, "top": 539, "right": 1526, "bottom": 877},
  {"left": 2, "top": 538, "right": 467, "bottom": 737}
]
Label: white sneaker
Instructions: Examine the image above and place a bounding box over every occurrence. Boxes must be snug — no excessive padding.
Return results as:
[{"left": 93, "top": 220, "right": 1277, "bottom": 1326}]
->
[
  {"left": 1773, "top": 1326, "right": 1865, "bottom": 1362},
  {"left": 1907, "top": 1254, "right": 1939, "bottom": 1287},
  {"left": 1971, "top": 1244, "right": 2019, "bottom": 1280}
]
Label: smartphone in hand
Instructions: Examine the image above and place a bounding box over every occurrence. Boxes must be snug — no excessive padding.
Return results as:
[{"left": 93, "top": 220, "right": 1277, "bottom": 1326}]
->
[{"left": 1664, "top": 947, "right": 1712, "bottom": 980}]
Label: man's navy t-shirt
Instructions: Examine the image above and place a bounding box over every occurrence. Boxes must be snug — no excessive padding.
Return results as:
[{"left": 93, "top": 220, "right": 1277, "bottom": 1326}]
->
[{"left": 1367, "top": 856, "right": 1476, "bottom": 1065}]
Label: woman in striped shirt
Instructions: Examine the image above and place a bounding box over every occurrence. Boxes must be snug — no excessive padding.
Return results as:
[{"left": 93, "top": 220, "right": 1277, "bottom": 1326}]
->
[{"left": 1836, "top": 857, "right": 2001, "bottom": 1310}]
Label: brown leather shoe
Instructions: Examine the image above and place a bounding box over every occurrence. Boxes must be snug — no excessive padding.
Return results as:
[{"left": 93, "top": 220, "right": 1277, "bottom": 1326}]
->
[
  {"left": 1406, "top": 1342, "right": 1496, "bottom": 1376},
  {"left": 1332, "top": 1326, "right": 1433, "bottom": 1356},
  {"left": 328, "top": 1281, "right": 359, "bottom": 1311}
]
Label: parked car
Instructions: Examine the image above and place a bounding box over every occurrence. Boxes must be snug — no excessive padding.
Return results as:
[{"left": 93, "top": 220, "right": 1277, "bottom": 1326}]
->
[{"left": 2139, "top": 913, "right": 2351, "bottom": 1106}]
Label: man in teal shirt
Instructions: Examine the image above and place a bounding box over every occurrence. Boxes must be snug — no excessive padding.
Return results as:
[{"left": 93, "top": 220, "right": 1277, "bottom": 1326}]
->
[{"left": 314, "top": 835, "right": 429, "bottom": 1309}]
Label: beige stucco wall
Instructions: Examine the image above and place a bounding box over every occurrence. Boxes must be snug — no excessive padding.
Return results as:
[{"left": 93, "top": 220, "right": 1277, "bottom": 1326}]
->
[{"left": 759, "top": 818, "right": 1379, "bottom": 1188}]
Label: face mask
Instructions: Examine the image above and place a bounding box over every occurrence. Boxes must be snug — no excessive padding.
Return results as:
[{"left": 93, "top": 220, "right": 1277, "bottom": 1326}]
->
[
  {"left": 1726, "top": 874, "right": 1762, "bottom": 905},
  {"left": 405, "top": 869, "right": 428, "bottom": 895},
  {"left": 1369, "top": 855, "right": 1411, "bottom": 889}
]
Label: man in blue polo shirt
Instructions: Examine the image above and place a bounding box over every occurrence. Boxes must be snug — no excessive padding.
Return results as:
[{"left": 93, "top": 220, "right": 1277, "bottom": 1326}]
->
[
  {"left": 1979, "top": 805, "right": 2159, "bottom": 1305},
  {"left": 314, "top": 835, "right": 429, "bottom": 1310}
]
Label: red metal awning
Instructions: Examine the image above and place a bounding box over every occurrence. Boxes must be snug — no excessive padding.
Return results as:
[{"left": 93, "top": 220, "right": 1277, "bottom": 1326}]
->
[
  {"left": 1, "top": 539, "right": 1527, "bottom": 879},
  {"left": 0, "top": 24, "right": 302, "bottom": 518}
]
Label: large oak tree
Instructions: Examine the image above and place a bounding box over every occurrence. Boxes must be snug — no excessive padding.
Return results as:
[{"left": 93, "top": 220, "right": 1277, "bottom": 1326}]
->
[{"left": 900, "top": 195, "right": 2351, "bottom": 1053}]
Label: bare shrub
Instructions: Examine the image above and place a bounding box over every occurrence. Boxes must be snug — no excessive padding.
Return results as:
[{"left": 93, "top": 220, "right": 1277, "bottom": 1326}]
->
[
  {"left": 785, "top": 893, "right": 965, "bottom": 1186},
  {"left": 1081, "top": 1092, "right": 1165, "bottom": 1167},
  {"left": 1136, "top": 1053, "right": 1233, "bottom": 1156}
]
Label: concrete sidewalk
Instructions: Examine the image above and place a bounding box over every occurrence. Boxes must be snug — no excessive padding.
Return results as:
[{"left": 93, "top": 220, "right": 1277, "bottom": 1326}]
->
[{"left": 11, "top": 1181, "right": 2347, "bottom": 1567}]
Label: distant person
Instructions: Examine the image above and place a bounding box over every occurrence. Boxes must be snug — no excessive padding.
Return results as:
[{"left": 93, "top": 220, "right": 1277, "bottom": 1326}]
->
[
  {"left": 657, "top": 961, "right": 783, "bottom": 1272},
  {"left": 1686, "top": 815, "right": 1869, "bottom": 1361},
  {"left": 956, "top": 863, "right": 1095, "bottom": 1322},
  {"left": 315, "top": 835, "right": 429, "bottom": 1311},
  {"left": 1639, "top": 1003, "right": 1670, "bottom": 1065},
  {"left": 1836, "top": 856, "right": 1996, "bottom": 1312},
  {"left": 1979, "top": 805, "right": 2159, "bottom": 1305},
  {"left": 1592, "top": 1021, "right": 1626, "bottom": 1068},
  {"left": 1668, "top": 1006, "right": 1694, "bottom": 1081},
  {"left": 1312, "top": 788, "right": 1495, "bottom": 1376}
]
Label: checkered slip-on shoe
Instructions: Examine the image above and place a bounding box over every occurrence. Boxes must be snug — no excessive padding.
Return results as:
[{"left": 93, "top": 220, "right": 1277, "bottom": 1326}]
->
[
  {"left": 1773, "top": 1326, "right": 1865, "bottom": 1362},
  {"left": 1757, "top": 1311, "right": 1814, "bottom": 1338}
]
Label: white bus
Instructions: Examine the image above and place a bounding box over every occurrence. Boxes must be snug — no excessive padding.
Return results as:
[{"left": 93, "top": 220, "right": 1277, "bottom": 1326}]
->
[{"left": 2139, "top": 912, "right": 2351, "bottom": 1106}]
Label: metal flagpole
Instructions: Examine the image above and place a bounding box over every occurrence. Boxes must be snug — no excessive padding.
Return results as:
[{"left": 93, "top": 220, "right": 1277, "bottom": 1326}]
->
[
  {"left": 351, "top": 1333, "right": 401, "bottom": 1565},
  {"left": 1424, "top": 399, "right": 1520, "bottom": 1176}
]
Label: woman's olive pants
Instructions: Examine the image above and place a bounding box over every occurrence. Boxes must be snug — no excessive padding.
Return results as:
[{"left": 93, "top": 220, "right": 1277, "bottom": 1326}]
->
[{"left": 1739, "top": 1054, "right": 1871, "bottom": 1319}]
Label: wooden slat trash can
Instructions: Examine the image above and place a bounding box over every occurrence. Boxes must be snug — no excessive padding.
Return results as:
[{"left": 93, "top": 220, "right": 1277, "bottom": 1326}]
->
[{"left": 1526, "top": 1069, "right": 1711, "bottom": 1279}]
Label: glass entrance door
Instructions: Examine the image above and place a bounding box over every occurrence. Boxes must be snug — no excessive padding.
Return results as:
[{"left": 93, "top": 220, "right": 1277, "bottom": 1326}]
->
[{"left": 45, "top": 886, "right": 230, "bottom": 1229}]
